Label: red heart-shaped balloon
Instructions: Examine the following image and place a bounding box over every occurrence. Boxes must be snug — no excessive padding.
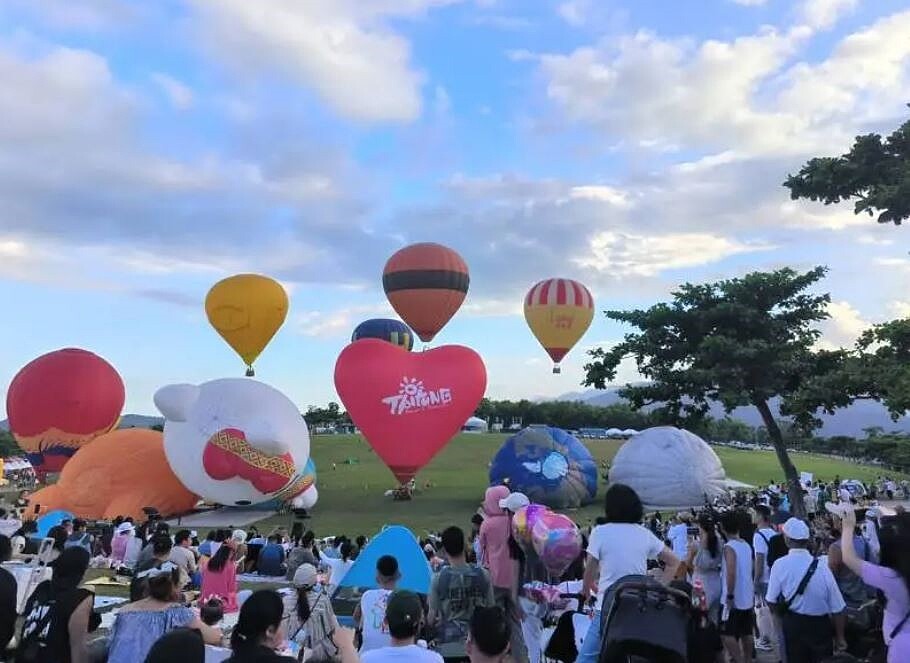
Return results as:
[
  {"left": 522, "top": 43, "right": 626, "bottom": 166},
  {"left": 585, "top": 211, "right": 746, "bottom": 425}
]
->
[{"left": 334, "top": 339, "right": 487, "bottom": 484}]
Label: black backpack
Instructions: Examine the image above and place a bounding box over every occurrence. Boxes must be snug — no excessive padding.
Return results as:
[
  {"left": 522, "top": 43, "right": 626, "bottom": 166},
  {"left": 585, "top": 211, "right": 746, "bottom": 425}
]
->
[{"left": 758, "top": 531, "right": 788, "bottom": 569}]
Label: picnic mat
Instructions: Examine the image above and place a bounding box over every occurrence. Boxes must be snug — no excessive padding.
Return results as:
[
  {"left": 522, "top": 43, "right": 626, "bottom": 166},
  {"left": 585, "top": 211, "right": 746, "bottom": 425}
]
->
[
  {"left": 83, "top": 577, "right": 130, "bottom": 587},
  {"left": 237, "top": 573, "right": 292, "bottom": 585},
  {"left": 94, "top": 596, "right": 128, "bottom": 610}
]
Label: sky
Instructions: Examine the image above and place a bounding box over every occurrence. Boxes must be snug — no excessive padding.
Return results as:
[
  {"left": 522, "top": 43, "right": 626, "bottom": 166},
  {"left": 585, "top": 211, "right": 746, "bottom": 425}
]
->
[{"left": 1, "top": 0, "right": 909, "bottom": 415}]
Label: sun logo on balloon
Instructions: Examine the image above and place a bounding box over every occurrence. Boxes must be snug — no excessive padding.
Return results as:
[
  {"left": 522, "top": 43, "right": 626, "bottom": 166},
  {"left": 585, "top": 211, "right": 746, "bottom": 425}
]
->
[{"left": 399, "top": 377, "right": 422, "bottom": 396}]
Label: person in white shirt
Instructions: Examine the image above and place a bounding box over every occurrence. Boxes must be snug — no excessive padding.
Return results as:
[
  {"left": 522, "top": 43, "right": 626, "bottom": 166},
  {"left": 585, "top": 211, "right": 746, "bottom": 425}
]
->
[
  {"left": 667, "top": 513, "right": 690, "bottom": 561},
  {"left": 354, "top": 555, "right": 400, "bottom": 653},
  {"left": 718, "top": 511, "right": 755, "bottom": 663},
  {"left": 576, "top": 484, "right": 680, "bottom": 663},
  {"left": 167, "top": 529, "right": 198, "bottom": 589},
  {"left": 766, "top": 518, "right": 847, "bottom": 663},
  {"left": 751, "top": 505, "right": 778, "bottom": 652},
  {"left": 360, "top": 590, "right": 443, "bottom": 663}
]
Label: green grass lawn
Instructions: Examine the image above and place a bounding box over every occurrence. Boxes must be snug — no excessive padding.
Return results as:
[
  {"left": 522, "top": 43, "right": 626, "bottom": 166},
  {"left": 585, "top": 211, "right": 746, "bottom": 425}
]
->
[{"left": 248, "top": 433, "right": 905, "bottom": 539}]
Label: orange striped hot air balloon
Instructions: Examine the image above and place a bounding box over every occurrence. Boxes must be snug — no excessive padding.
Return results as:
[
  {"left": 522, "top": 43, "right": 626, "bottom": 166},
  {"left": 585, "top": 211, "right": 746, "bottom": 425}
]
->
[
  {"left": 524, "top": 278, "right": 594, "bottom": 373},
  {"left": 382, "top": 243, "right": 469, "bottom": 343}
]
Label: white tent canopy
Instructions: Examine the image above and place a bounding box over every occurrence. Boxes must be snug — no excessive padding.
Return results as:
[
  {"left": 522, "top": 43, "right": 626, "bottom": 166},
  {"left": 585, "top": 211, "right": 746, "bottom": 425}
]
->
[
  {"left": 2, "top": 457, "right": 32, "bottom": 472},
  {"left": 463, "top": 416, "right": 487, "bottom": 432},
  {"left": 608, "top": 426, "right": 728, "bottom": 508},
  {"left": 606, "top": 428, "right": 624, "bottom": 438},
  {"left": 621, "top": 429, "right": 639, "bottom": 436}
]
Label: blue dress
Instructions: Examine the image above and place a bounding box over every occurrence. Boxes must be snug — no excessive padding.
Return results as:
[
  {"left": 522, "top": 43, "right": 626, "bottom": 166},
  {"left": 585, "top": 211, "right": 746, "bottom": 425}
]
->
[{"left": 107, "top": 605, "right": 196, "bottom": 663}]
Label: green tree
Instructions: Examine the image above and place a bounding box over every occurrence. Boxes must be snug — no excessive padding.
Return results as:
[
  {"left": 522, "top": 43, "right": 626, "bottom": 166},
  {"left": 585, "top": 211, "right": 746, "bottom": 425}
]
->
[
  {"left": 0, "top": 430, "right": 19, "bottom": 456},
  {"left": 783, "top": 112, "right": 910, "bottom": 225},
  {"left": 583, "top": 267, "right": 836, "bottom": 518}
]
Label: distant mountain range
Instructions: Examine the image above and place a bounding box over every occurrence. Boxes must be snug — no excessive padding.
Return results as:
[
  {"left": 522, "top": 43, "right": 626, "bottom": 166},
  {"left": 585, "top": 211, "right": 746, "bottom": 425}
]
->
[
  {"left": 2, "top": 392, "right": 907, "bottom": 438},
  {"left": 552, "top": 388, "right": 910, "bottom": 438},
  {"left": 0, "top": 413, "right": 164, "bottom": 432}
]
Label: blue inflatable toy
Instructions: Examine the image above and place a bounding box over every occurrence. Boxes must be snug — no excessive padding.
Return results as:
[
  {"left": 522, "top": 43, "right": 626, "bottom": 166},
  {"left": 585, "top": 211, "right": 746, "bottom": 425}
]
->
[
  {"left": 489, "top": 427, "right": 597, "bottom": 509},
  {"left": 35, "top": 509, "right": 75, "bottom": 538}
]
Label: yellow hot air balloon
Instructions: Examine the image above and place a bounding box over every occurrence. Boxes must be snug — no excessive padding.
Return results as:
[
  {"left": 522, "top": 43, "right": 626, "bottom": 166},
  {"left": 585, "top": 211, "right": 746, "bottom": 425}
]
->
[
  {"left": 205, "top": 274, "right": 289, "bottom": 376},
  {"left": 524, "top": 278, "right": 594, "bottom": 374}
]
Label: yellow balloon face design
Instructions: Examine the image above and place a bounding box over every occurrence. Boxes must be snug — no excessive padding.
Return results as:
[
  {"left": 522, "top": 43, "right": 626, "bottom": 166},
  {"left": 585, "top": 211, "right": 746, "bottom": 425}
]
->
[
  {"left": 524, "top": 278, "right": 595, "bottom": 368},
  {"left": 205, "top": 274, "right": 289, "bottom": 369}
]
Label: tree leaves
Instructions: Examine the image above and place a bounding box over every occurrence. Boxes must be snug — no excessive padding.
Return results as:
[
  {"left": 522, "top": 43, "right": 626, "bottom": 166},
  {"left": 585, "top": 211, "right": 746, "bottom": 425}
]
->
[{"left": 784, "top": 114, "right": 910, "bottom": 225}]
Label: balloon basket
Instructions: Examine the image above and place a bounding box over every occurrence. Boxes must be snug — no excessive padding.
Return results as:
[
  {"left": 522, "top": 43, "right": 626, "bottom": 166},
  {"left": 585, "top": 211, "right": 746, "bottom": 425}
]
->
[
  {"left": 552, "top": 365, "right": 561, "bottom": 374},
  {"left": 245, "top": 366, "right": 255, "bottom": 377}
]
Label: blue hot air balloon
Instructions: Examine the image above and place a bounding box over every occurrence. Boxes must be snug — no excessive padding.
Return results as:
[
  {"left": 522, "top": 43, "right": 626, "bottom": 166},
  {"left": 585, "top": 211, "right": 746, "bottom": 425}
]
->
[
  {"left": 489, "top": 427, "right": 598, "bottom": 509},
  {"left": 352, "top": 318, "right": 414, "bottom": 351}
]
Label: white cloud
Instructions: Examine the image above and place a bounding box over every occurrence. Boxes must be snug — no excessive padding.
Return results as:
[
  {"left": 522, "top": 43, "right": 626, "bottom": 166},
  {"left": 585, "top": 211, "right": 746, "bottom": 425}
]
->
[
  {"left": 817, "top": 300, "right": 870, "bottom": 349},
  {"left": 557, "top": 0, "right": 590, "bottom": 26},
  {"left": 188, "top": 0, "right": 457, "bottom": 122},
  {"left": 532, "top": 9, "right": 910, "bottom": 158},
  {"left": 576, "top": 232, "right": 771, "bottom": 277},
  {"left": 888, "top": 301, "right": 910, "bottom": 319},
  {"left": 294, "top": 303, "right": 393, "bottom": 338},
  {"left": 800, "top": 0, "right": 857, "bottom": 30},
  {"left": 151, "top": 73, "right": 194, "bottom": 110},
  {"left": 731, "top": 0, "right": 768, "bottom": 5}
]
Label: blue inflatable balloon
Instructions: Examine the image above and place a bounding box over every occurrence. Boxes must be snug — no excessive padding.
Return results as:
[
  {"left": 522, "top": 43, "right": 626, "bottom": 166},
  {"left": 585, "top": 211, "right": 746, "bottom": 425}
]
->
[
  {"left": 352, "top": 318, "right": 414, "bottom": 351},
  {"left": 489, "top": 427, "right": 597, "bottom": 509},
  {"left": 35, "top": 509, "right": 75, "bottom": 538}
]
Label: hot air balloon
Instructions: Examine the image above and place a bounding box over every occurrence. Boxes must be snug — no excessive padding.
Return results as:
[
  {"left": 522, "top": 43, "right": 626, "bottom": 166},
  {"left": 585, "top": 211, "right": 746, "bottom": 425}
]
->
[
  {"left": 6, "top": 348, "right": 125, "bottom": 478},
  {"left": 489, "top": 427, "right": 597, "bottom": 509},
  {"left": 352, "top": 318, "right": 414, "bottom": 351},
  {"left": 205, "top": 274, "right": 288, "bottom": 376},
  {"left": 335, "top": 339, "right": 487, "bottom": 485},
  {"left": 382, "top": 243, "right": 469, "bottom": 343},
  {"left": 524, "top": 278, "right": 594, "bottom": 373}
]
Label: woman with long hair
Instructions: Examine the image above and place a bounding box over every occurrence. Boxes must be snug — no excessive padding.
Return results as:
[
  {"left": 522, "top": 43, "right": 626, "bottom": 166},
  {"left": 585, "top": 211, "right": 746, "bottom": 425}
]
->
[
  {"left": 17, "top": 546, "right": 96, "bottom": 663},
  {"left": 108, "top": 561, "right": 221, "bottom": 663},
  {"left": 839, "top": 509, "right": 909, "bottom": 662},
  {"left": 226, "top": 589, "right": 296, "bottom": 662},
  {"left": 283, "top": 563, "right": 340, "bottom": 660},
  {"left": 201, "top": 540, "right": 239, "bottom": 612},
  {"left": 688, "top": 514, "right": 722, "bottom": 623}
]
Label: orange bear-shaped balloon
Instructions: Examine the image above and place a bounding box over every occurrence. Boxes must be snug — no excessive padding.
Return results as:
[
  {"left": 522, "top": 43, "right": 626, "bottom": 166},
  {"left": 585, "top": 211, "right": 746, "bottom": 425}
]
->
[{"left": 29, "top": 428, "right": 197, "bottom": 521}]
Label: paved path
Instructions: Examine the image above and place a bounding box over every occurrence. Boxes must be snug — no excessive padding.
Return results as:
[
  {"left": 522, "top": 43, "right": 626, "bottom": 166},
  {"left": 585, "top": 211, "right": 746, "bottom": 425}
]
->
[{"left": 166, "top": 507, "right": 275, "bottom": 527}]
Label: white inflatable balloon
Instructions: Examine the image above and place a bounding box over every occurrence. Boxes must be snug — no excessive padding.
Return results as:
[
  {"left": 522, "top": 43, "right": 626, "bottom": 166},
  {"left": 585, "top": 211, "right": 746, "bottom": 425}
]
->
[
  {"left": 154, "top": 378, "right": 310, "bottom": 506},
  {"left": 293, "top": 486, "right": 318, "bottom": 509},
  {"left": 608, "top": 426, "right": 727, "bottom": 508}
]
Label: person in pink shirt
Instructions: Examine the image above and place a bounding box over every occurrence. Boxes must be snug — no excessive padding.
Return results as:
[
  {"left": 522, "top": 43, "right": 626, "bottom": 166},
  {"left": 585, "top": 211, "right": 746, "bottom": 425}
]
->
[
  {"left": 478, "top": 486, "right": 527, "bottom": 662},
  {"left": 201, "top": 539, "right": 239, "bottom": 612},
  {"left": 111, "top": 522, "right": 135, "bottom": 567}
]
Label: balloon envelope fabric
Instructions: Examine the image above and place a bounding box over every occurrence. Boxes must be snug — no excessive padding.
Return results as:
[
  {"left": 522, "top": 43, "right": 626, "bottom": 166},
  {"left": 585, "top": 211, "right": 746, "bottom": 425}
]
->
[
  {"left": 489, "top": 427, "right": 597, "bottom": 509},
  {"left": 337, "top": 525, "right": 432, "bottom": 594}
]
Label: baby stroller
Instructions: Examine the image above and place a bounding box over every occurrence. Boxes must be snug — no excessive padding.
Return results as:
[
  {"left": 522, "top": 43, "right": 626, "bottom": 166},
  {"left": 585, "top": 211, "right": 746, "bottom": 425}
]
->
[{"left": 598, "top": 576, "right": 690, "bottom": 663}]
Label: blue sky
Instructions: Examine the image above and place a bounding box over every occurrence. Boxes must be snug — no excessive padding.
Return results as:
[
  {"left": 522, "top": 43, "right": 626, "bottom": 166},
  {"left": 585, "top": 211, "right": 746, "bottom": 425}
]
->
[{"left": 1, "top": 0, "right": 909, "bottom": 414}]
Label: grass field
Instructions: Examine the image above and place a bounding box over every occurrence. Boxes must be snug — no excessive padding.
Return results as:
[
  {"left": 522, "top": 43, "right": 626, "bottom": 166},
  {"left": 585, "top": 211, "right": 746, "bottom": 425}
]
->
[{"left": 248, "top": 433, "right": 905, "bottom": 538}]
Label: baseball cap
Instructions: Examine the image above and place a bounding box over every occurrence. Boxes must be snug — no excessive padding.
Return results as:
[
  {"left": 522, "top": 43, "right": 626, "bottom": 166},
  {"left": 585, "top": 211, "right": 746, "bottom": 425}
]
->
[
  {"left": 782, "top": 517, "right": 810, "bottom": 541},
  {"left": 499, "top": 492, "right": 530, "bottom": 512},
  {"left": 385, "top": 590, "right": 423, "bottom": 632},
  {"left": 293, "top": 563, "right": 318, "bottom": 588}
]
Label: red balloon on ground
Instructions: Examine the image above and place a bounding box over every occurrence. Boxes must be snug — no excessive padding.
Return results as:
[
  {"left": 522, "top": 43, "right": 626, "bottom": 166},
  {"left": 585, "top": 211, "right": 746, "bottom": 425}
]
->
[
  {"left": 334, "top": 339, "right": 486, "bottom": 484},
  {"left": 6, "top": 348, "right": 125, "bottom": 476}
]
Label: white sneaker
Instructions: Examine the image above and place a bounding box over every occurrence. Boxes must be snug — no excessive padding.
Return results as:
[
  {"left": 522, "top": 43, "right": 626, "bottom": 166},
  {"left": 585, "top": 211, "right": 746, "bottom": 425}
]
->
[{"left": 755, "top": 638, "right": 774, "bottom": 651}]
